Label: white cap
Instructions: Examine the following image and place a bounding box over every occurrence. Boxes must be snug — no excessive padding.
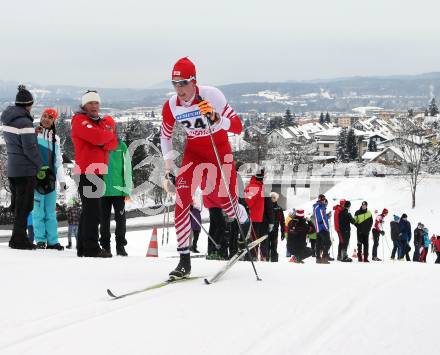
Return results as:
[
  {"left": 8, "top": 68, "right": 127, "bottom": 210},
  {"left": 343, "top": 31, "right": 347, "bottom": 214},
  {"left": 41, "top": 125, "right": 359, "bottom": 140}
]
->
[{"left": 81, "top": 91, "right": 101, "bottom": 107}]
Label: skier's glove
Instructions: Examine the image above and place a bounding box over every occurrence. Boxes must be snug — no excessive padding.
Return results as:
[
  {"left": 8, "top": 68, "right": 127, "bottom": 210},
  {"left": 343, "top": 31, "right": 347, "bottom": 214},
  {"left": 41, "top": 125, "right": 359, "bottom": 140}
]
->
[
  {"left": 268, "top": 224, "right": 274, "bottom": 233},
  {"left": 198, "top": 100, "right": 220, "bottom": 124}
]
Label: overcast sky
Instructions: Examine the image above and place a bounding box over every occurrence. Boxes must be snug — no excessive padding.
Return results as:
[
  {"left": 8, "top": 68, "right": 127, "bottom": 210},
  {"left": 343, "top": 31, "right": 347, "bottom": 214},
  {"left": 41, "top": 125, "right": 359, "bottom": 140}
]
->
[{"left": 1, "top": 0, "right": 439, "bottom": 88}]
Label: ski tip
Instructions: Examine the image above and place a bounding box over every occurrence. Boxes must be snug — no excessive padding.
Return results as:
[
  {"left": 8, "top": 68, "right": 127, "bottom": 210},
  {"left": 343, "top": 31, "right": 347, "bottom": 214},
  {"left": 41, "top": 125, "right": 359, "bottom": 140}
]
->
[
  {"left": 204, "top": 278, "right": 211, "bottom": 285},
  {"left": 107, "top": 289, "right": 117, "bottom": 298}
]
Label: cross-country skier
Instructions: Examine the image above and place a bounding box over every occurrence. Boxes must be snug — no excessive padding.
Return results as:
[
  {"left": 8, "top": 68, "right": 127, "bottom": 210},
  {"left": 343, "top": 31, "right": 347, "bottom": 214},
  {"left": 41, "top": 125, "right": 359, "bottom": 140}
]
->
[{"left": 160, "top": 57, "right": 249, "bottom": 279}]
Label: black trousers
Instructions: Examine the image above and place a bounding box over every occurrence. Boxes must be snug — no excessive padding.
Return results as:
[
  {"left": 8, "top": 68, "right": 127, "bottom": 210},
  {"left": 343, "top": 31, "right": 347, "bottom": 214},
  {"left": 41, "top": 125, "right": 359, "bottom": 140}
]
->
[
  {"left": 310, "top": 239, "right": 316, "bottom": 256},
  {"left": 339, "top": 232, "right": 351, "bottom": 259},
  {"left": 267, "top": 229, "right": 279, "bottom": 262},
  {"left": 435, "top": 252, "right": 440, "bottom": 264},
  {"left": 372, "top": 229, "right": 380, "bottom": 258},
  {"left": 77, "top": 174, "right": 103, "bottom": 255},
  {"left": 9, "top": 176, "right": 36, "bottom": 243},
  {"left": 208, "top": 208, "right": 226, "bottom": 255},
  {"left": 357, "top": 232, "right": 369, "bottom": 261},
  {"left": 99, "top": 196, "right": 127, "bottom": 249},
  {"left": 316, "top": 230, "right": 331, "bottom": 259}
]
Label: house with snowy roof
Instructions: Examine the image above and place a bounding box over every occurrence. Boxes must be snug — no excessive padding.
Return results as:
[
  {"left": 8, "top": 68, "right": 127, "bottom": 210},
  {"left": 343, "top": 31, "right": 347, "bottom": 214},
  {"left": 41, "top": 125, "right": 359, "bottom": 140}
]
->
[{"left": 314, "top": 127, "right": 368, "bottom": 158}]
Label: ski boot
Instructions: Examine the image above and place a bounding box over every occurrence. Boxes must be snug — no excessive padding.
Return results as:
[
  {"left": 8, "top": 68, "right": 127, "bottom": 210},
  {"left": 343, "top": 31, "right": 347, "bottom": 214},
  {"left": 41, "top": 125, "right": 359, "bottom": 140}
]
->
[
  {"left": 46, "top": 243, "right": 64, "bottom": 251},
  {"left": 116, "top": 245, "right": 128, "bottom": 256},
  {"left": 36, "top": 242, "right": 46, "bottom": 249},
  {"left": 190, "top": 245, "right": 200, "bottom": 253},
  {"left": 169, "top": 253, "right": 191, "bottom": 280}
]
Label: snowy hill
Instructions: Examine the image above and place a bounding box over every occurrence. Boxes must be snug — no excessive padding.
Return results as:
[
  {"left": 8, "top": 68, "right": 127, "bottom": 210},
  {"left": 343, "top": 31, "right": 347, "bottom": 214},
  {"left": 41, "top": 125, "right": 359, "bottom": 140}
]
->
[{"left": 1, "top": 176, "right": 439, "bottom": 355}]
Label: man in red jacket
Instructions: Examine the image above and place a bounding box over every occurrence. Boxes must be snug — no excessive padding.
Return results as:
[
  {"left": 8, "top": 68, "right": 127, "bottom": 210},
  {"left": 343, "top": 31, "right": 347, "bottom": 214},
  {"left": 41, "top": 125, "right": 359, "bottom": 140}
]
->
[
  {"left": 244, "top": 169, "right": 273, "bottom": 261},
  {"left": 71, "top": 90, "right": 118, "bottom": 258},
  {"left": 333, "top": 199, "right": 346, "bottom": 261}
]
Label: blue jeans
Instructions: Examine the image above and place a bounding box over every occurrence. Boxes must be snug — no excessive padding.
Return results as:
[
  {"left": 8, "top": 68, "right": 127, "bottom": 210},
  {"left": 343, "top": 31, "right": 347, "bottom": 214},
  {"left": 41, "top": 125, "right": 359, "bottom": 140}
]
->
[{"left": 68, "top": 224, "right": 78, "bottom": 245}]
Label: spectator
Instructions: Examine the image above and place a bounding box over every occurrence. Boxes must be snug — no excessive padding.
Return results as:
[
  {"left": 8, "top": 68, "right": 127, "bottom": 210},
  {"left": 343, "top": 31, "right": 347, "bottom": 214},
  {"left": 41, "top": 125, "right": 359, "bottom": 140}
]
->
[
  {"left": 286, "top": 209, "right": 313, "bottom": 263},
  {"left": 206, "top": 207, "right": 226, "bottom": 260},
  {"left": 32, "top": 108, "right": 66, "bottom": 250},
  {"left": 390, "top": 215, "right": 400, "bottom": 260},
  {"left": 99, "top": 137, "right": 132, "bottom": 256},
  {"left": 244, "top": 168, "right": 274, "bottom": 261},
  {"left": 420, "top": 227, "right": 430, "bottom": 263},
  {"left": 354, "top": 201, "right": 373, "bottom": 262},
  {"left": 1, "top": 85, "right": 41, "bottom": 250},
  {"left": 71, "top": 90, "right": 118, "bottom": 258},
  {"left": 66, "top": 198, "right": 81, "bottom": 249},
  {"left": 430, "top": 235, "right": 440, "bottom": 264},
  {"left": 398, "top": 213, "right": 412, "bottom": 261},
  {"left": 333, "top": 199, "right": 346, "bottom": 261},
  {"left": 372, "top": 208, "right": 388, "bottom": 261},
  {"left": 283, "top": 209, "right": 296, "bottom": 257},
  {"left": 413, "top": 222, "right": 424, "bottom": 262},
  {"left": 268, "top": 192, "right": 285, "bottom": 262},
  {"left": 338, "top": 200, "right": 356, "bottom": 262},
  {"left": 307, "top": 215, "right": 317, "bottom": 257},
  {"left": 313, "top": 194, "right": 331, "bottom": 264}
]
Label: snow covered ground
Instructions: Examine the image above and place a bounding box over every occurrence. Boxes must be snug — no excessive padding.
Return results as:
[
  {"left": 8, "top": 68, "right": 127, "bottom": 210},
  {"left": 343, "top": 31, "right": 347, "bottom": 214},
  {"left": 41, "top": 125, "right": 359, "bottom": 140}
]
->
[{"left": 1, "top": 177, "right": 439, "bottom": 355}]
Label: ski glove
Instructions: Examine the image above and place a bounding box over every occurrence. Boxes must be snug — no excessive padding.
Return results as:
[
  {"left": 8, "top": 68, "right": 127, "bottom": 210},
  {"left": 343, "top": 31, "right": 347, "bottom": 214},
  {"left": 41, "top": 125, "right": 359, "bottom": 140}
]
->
[
  {"left": 268, "top": 224, "right": 274, "bottom": 232},
  {"left": 198, "top": 100, "right": 220, "bottom": 124}
]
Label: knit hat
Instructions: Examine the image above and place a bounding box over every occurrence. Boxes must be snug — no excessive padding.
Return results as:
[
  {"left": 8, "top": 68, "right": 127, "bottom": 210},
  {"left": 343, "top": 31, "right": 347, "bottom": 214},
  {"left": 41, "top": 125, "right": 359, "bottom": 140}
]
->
[
  {"left": 344, "top": 200, "right": 351, "bottom": 208},
  {"left": 393, "top": 215, "right": 399, "bottom": 222},
  {"left": 318, "top": 194, "right": 326, "bottom": 201},
  {"left": 172, "top": 57, "right": 196, "bottom": 80},
  {"left": 81, "top": 90, "right": 101, "bottom": 107},
  {"left": 382, "top": 208, "right": 388, "bottom": 215},
  {"left": 255, "top": 168, "right": 265, "bottom": 181},
  {"left": 296, "top": 209, "right": 305, "bottom": 218},
  {"left": 15, "top": 85, "right": 34, "bottom": 106},
  {"left": 42, "top": 108, "right": 58, "bottom": 120},
  {"left": 401, "top": 213, "right": 408, "bottom": 219}
]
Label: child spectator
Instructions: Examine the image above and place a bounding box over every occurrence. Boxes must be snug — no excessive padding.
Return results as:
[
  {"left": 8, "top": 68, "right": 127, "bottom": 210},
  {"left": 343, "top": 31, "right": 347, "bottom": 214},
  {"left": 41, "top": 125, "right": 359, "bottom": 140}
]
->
[{"left": 66, "top": 198, "right": 81, "bottom": 249}]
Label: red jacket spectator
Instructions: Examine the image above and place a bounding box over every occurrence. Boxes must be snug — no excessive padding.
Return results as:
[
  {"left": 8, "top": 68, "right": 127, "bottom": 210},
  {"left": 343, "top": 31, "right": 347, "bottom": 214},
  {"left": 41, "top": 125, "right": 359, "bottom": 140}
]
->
[
  {"left": 244, "top": 175, "right": 264, "bottom": 222},
  {"left": 71, "top": 113, "right": 117, "bottom": 174},
  {"left": 333, "top": 199, "right": 346, "bottom": 233}
]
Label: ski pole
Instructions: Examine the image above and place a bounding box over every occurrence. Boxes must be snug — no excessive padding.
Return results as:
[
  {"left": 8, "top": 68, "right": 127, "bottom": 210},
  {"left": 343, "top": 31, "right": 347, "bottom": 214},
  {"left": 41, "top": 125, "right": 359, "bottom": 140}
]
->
[
  {"left": 198, "top": 95, "right": 261, "bottom": 281},
  {"left": 189, "top": 210, "right": 221, "bottom": 250}
]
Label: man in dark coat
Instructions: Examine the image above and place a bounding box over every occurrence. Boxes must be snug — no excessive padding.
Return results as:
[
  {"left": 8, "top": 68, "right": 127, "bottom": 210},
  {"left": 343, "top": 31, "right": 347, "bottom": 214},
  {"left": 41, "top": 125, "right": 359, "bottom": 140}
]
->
[
  {"left": 267, "top": 192, "right": 285, "bottom": 262},
  {"left": 354, "top": 201, "right": 373, "bottom": 262},
  {"left": 390, "top": 215, "right": 400, "bottom": 260},
  {"left": 413, "top": 223, "right": 424, "bottom": 262},
  {"left": 1, "top": 86, "right": 42, "bottom": 250},
  {"left": 398, "top": 214, "right": 411, "bottom": 261},
  {"left": 338, "top": 200, "right": 356, "bottom": 262}
]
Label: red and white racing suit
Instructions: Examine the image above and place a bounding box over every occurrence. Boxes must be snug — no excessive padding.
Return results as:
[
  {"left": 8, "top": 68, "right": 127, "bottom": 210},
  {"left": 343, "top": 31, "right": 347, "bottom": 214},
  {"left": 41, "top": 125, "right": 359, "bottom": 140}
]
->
[{"left": 160, "top": 86, "right": 248, "bottom": 253}]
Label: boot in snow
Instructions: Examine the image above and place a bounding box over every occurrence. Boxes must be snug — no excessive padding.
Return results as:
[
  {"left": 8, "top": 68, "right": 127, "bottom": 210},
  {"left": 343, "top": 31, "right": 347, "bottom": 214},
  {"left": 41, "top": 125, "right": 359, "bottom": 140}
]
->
[
  {"left": 46, "top": 243, "right": 64, "bottom": 251},
  {"left": 66, "top": 243, "right": 72, "bottom": 249},
  {"left": 36, "top": 242, "right": 46, "bottom": 249},
  {"left": 372, "top": 257, "right": 382, "bottom": 261},
  {"left": 116, "top": 245, "right": 128, "bottom": 256},
  {"left": 169, "top": 253, "right": 191, "bottom": 280}
]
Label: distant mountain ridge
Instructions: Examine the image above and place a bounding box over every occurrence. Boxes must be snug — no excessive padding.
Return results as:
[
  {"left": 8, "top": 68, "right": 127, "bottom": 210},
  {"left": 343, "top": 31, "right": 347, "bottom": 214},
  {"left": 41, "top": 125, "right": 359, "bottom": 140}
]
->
[{"left": 1, "top": 72, "right": 439, "bottom": 112}]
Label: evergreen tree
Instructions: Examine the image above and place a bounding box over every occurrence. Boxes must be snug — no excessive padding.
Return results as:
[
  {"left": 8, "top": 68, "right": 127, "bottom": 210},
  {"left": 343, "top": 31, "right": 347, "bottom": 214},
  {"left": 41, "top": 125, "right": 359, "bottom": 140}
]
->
[
  {"left": 425, "top": 108, "right": 429, "bottom": 116},
  {"left": 283, "top": 109, "right": 295, "bottom": 127},
  {"left": 151, "top": 110, "right": 155, "bottom": 118},
  {"left": 368, "top": 138, "right": 377, "bottom": 152},
  {"left": 345, "top": 128, "right": 358, "bottom": 161},
  {"left": 325, "top": 112, "right": 331, "bottom": 123},
  {"left": 336, "top": 128, "right": 348, "bottom": 161},
  {"left": 319, "top": 112, "right": 325, "bottom": 124},
  {"left": 429, "top": 97, "right": 439, "bottom": 116},
  {"left": 408, "top": 108, "right": 414, "bottom": 118}
]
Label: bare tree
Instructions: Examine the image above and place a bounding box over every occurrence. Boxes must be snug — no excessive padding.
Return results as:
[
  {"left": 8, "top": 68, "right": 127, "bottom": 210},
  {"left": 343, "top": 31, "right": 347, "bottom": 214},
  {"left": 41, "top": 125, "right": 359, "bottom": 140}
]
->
[{"left": 395, "top": 117, "right": 429, "bottom": 208}]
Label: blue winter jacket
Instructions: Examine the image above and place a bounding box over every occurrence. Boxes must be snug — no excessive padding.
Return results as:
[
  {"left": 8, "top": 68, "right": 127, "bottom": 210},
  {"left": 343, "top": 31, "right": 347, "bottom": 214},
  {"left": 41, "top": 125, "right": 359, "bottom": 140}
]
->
[
  {"left": 423, "top": 230, "right": 430, "bottom": 248},
  {"left": 1, "top": 106, "right": 41, "bottom": 177},
  {"left": 313, "top": 201, "right": 329, "bottom": 233},
  {"left": 399, "top": 219, "right": 412, "bottom": 242}
]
